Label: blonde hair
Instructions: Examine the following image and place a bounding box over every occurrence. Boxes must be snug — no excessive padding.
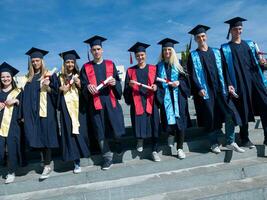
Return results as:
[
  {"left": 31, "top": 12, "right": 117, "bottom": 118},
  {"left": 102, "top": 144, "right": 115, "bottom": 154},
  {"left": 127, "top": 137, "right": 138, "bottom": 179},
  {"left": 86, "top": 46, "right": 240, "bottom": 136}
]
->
[
  {"left": 27, "top": 59, "right": 48, "bottom": 82},
  {"left": 158, "top": 47, "right": 185, "bottom": 74}
]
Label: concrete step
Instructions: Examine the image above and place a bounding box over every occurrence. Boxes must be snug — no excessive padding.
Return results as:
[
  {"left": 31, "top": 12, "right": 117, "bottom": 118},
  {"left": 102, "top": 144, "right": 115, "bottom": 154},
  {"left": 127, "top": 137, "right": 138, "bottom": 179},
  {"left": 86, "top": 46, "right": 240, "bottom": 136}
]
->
[
  {"left": 132, "top": 174, "right": 267, "bottom": 200},
  {"left": 0, "top": 141, "right": 260, "bottom": 197},
  {"left": 0, "top": 123, "right": 265, "bottom": 200},
  {"left": 2, "top": 157, "right": 266, "bottom": 200}
]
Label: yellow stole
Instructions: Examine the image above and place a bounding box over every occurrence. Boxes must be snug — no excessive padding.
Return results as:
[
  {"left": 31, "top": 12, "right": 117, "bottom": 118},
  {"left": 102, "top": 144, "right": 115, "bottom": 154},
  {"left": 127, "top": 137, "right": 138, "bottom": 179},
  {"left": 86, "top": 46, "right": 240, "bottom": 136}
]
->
[
  {"left": 39, "top": 70, "right": 52, "bottom": 118},
  {"left": 60, "top": 76, "right": 80, "bottom": 134},
  {"left": 0, "top": 88, "right": 21, "bottom": 137},
  {"left": 39, "top": 83, "right": 47, "bottom": 118}
]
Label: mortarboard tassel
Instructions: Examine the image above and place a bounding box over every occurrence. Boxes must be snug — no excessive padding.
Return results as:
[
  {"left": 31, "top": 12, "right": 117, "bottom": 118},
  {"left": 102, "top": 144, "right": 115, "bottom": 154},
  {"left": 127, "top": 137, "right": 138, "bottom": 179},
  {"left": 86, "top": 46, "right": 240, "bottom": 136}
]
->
[
  {"left": 226, "top": 28, "right": 230, "bottom": 40},
  {"left": 87, "top": 45, "right": 90, "bottom": 61},
  {"left": 188, "top": 36, "right": 192, "bottom": 50},
  {"left": 130, "top": 52, "right": 133, "bottom": 64}
]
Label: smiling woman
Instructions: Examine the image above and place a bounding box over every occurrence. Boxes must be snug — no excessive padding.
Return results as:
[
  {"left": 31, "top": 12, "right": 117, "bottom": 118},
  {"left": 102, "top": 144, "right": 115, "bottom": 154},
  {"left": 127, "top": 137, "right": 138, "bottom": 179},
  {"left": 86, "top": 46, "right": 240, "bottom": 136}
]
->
[
  {"left": 22, "top": 47, "right": 59, "bottom": 180},
  {"left": 0, "top": 62, "right": 23, "bottom": 184}
]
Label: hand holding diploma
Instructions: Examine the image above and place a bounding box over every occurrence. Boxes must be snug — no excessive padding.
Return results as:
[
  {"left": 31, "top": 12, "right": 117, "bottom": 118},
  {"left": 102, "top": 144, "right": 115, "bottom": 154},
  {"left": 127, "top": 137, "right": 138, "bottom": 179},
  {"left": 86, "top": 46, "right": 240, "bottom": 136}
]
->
[
  {"left": 41, "top": 67, "right": 57, "bottom": 92},
  {"left": 129, "top": 80, "right": 153, "bottom": 90},
  {"left": 87, "top": 76, "right": 114, "bottom": 95},
  {"left": 96, "top": 76, "right": 113, "bottom": 90},
  {"left": 229, "top": 85, "right": 239, "bottom": 98},
  {"left": 68, "top": 74, "right": 79, "bottom": 85}
]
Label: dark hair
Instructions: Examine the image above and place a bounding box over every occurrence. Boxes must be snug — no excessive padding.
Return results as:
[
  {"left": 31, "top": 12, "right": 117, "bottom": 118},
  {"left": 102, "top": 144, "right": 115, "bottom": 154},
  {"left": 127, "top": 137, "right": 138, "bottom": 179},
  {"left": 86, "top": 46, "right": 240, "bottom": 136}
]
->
[{"left": 0, "top": 72, "right": 18, "bottom": 91}]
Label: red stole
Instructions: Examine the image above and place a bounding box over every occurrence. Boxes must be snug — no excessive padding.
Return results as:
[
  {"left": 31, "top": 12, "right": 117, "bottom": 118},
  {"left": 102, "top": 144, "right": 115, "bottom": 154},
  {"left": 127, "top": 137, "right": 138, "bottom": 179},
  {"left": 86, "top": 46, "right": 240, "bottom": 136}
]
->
[
  {"left": 128, "top": 65, "right": 156, "bottom": 115},
  {"left": 84, "top": 60, "right": 116, "bottom": 110}
]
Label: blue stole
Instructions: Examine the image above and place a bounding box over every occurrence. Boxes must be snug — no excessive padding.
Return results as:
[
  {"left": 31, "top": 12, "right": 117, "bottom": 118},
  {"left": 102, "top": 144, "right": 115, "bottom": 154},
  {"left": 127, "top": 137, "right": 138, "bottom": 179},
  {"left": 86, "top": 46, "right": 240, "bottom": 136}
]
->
[
  {"left": 190, "top": 48, "right": 226, "bottom": 100},
  {"left": 245, "top": 40, "right": 267, "bottom": 87},
  {"left": 221, "top": 40, "right": 267, "bottom": 89},
  {"left": 157, "top": 62, "right": 179, "bottom": 125}
]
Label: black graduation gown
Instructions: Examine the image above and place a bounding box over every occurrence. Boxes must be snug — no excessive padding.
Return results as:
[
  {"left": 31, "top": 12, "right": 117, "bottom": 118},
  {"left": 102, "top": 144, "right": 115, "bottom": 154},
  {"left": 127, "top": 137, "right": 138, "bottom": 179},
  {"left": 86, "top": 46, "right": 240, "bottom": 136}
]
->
[
  {"left": 156, "top": 63, "right": 191, "bottom": 132},
  {"left": 123, "top": 65, "right": 160, "bottom": 139},
  {"left": 221, "top": 40, "right": 267, "bottom": 124},
  {"left": 80, "top": 60, "right": 125, "bottom": 141},
  {"left": 187, "top": 47, "right": 241, "bottom": 131},
  {"left": 22, "top": 73, "right": 59, "bottom": 148},
  {"left": 0, "top": 90, "right": 22, "bottom": 170},
  {"left": 57, "top": 75, "right": 90, "bottom": 162}
]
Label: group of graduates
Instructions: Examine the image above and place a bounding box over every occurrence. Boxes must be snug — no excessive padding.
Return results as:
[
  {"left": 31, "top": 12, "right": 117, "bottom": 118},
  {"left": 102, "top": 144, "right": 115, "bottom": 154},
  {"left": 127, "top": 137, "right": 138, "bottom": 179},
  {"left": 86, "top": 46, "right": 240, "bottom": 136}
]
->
[{"left": 0, "top": 17, "right": 267, "bottom": 184}]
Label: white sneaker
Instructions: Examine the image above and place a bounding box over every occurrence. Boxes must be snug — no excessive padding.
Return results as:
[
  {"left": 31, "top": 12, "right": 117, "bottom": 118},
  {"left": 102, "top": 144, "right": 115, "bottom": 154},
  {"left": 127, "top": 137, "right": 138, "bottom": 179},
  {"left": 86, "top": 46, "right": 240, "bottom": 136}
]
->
[
  {"left": 152, "top": 151, "right": 161, "bottom": 162},
  {"left": 136, "top": 139, "right": 144, "bottom": 152},
  {"left": 177, "top": 149, "right": 186, "bottom": 159},
  {"left": 5, "top": 173, "right": 15, "bottom": 184},
  {"left": 226, "top": 142, "right": 245, "bottom": 153},
  {"left": 73, "top": 165, "right": 82, "bottom": 174},
  {"left": 168, "top": 135, "right": 175, "bottom": 148},
  {"left": 211, "top": 144, "right": 221, "bottom": 154},
  {"left": 40, "top": 166, "right": 52, "bottom": 180}
]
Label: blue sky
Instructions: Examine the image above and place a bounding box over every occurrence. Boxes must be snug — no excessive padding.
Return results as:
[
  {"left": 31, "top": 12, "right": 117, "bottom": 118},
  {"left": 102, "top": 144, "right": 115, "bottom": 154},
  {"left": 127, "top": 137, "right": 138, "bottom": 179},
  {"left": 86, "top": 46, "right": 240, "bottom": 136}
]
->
[{"left": 0, "top": 0, "right": 266, "bottom": 74}]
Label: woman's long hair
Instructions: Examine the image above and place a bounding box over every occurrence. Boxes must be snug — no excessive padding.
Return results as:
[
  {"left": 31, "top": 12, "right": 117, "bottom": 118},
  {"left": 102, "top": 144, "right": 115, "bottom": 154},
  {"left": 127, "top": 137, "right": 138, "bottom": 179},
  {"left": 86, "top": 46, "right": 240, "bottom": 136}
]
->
[
  {"left": 158, "top": 47, "right": 185, "bottom": 74},
  {"left": 0, "top": 72, "right": 18, "bottom": 91},
  {"left": 61, "top": 61, "right": 79, "bottom": 84},
  {"left": 27, "top": 59, "right": 48, "bottom": 82}
]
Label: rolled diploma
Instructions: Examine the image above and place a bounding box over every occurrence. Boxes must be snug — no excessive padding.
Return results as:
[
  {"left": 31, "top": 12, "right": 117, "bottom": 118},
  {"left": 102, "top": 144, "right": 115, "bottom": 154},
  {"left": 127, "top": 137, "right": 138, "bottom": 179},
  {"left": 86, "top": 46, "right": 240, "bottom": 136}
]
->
[
  {"left": 131, "top": 80, "right": 153, "bottom": 90},
  {"left": 96, "top": 76, "right": 113, "bottom": 91},
  {"left": 69, "top": 74, "right": 79, "bottom": 85},
  {"left": 156, "top": 77, "right": 173, "bottom": 85},
  {"left": 255, "top": 43, "right": 264, "bottom": 60}
]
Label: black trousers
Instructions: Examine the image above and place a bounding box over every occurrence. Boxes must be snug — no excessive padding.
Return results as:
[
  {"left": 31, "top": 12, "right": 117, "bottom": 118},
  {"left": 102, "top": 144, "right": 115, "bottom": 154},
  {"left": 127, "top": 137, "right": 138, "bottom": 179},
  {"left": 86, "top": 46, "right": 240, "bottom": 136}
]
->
[
  {"left": 167, "top": 125, "right": 185, "bottom": 150},
  {"left": 40, "top": 148, "right": 52, "bottom": 165}
]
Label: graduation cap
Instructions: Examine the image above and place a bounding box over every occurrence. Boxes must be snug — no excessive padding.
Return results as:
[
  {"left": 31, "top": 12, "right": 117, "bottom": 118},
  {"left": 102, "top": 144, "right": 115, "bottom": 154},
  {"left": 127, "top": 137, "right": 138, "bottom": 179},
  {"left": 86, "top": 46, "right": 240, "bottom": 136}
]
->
[
  {"left": 128, "top": 42, "right": 150, "bottom": 64},
  {"left": 188, "top": 25, "right": 210, "bottom": 50},
  {"left": 224, "top": 17, "right": 247, "bottom": 39},
  {"left": 25, "top": 47, "right": 49, "bottom": 59},
  {"left": 83, "top": 35, "right": 107, "bottom": 48},
  {"left": 0, "top": 62, "right": 19, "bottom": 76},
  {"left": 158, "top": 38, "right": 179, "bottom": 48},
  {"left": 188, "top": 24, "right": 210, "bottom": 36},
  {"left": 128, "top": 42, "right": 150, "bottom": 53},
  {"left": 59, "top": 50, "right": 80, "bottom": 61}
]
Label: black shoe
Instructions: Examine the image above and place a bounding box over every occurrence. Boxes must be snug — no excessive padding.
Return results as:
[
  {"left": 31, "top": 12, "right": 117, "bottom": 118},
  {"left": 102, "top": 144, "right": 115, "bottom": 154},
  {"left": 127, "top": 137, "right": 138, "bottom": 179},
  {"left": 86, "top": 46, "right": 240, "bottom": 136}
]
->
[
  {"left": 101, "top": 159, "right": 113, "bottom": 170},
  {"left": 241, "top": 140, "right": 256, "bottom": 149}
]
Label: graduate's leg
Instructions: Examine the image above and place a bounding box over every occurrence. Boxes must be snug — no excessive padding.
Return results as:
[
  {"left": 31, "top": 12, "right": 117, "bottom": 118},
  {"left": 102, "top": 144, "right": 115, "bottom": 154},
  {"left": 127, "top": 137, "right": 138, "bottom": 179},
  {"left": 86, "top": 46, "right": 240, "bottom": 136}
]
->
[
  {"left": 91, "top": 109, "right": 113, "bottom": 166},
  {"left": 176, "top": 125, "right": 186, "bottom": 159},
  {"left": 176, "top": 129, "right": 185, "bottom": 150},
  {"left": 73, "top": 159, "right": 81, "bottom": 174},
  {"left": 239, "top": 124, "right": 249, "bottom": 142},
  {"left": 216, "top": 96, "right": 235, "bottom": 145},
  {"left": 39, "top": 148, "right": 52, "bottom": 180},
  {"left": 151, "top": 136, "right": 160, "bottom": 162},
  {"left": 257, "top": 104, "right": 267, "bottom": 144},
  {"left": 167, "top": 125, "right": 175, "bottom": 148},
  {"left": 209, "top": 129, "right": 221, "bottom": 154},
  {"left": 6, "top": 137, "right": 19, "bottom": 174},
  {"left": 209, "top": 129, "right": 220, "bottom": 145},
  {"left": 0, "top": 136, "right": 6, "bottom": 166},
  {"left": 152, "top": 136, "right": 159, "bottom": 152},
  {"left": 113, "top": 136, "right": 123, "bottom": 155},
  {"left": 42, "top": 148, "right": 52, "bottom": 166}
]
